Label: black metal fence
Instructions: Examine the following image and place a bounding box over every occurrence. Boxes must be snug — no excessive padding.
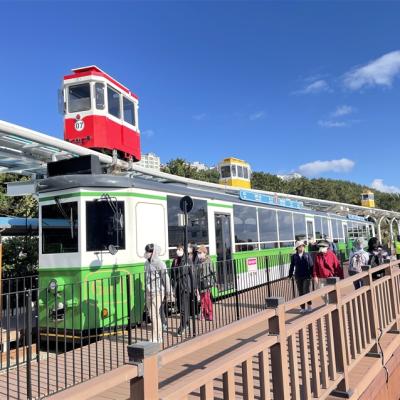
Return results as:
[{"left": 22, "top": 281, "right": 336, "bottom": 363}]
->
[{"left": 0, "top": 252, "right": 345, "bottom": 399}]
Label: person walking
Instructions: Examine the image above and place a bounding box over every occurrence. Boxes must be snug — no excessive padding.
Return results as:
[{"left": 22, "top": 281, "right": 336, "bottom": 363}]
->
[
  {"left": 288, "top": 240, "right": 314, "bottom": 313},
  {"left": 144, "top": 243, "right": 171, "bottom": 343},
  {"left": 368, "top": 237, "right": 390, "bottom": 280},
  {"left": 313, "top": 239, "right": 343, "bottom": 304},
  {"left": 172, "top": 245, "right": 195, "bottom": 336},
  {"left": 348, "top": 238, "right": 369, "bottom": 289},
  {"left": 195, "top": 245, "right": 215, "bottom": 321}
]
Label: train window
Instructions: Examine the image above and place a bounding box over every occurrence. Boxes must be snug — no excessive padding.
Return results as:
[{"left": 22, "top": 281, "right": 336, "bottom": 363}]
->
[
  {"left": 167, "top": 196, "right": 208, "bottom": 247},
  {"left": 136, "top": 203, "right": 166, "bottom": 256},
  {"left": 107, "top": 86, "right": 121, "bottom": 118},
  {"left": 293, "top": 213, "right": 306, "bottom": 241},
  {"left": 123, "top": 97, "right": 135, "bottom": 126},
  {"left": 220, "top": 166, "right": 230, "bottom": 178},
  {"left": 321, "top": 218, "right": 329, "bottom": 238},
  {"left": 243, "top": 168, "right": 249, "bottom": 179},
  {"left": 86, "top": 201, "right": 125, "bottom": 251},
  {"left": 42, "top": 201, "right": 78, "bottom": 254},
  {"left": 277, "top": 211, "right": 294, "bottom": 241},
  {"left": 237, "top": 166, "right": 244, "bottom": 178},
  {"left": 314, "top": 216, "right": 322, "bottom": 239},
  {"left": 68, "top": 84, "right": 91, "bottom": 113},
  {"left": 233, "top": 205, "right": 258, "bottom": 246},
  {"left": 231, "top": 165, "right": 237, "bottom": 177},
  {"left": 331, "top": 219, "right": 339, "bottom": 239},
  {"left": 258, "top": 208, "right": 278, "bottom": 243},
  {"left": 95, "top": 83, "right": 105, "bottom": 110}
]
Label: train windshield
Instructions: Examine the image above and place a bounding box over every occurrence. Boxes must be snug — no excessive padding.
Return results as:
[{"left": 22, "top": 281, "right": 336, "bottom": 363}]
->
[
  {"left": 220, "top": 166, "right": 230, "bottom": 178},
  {"left": 86, "top": 200, "right": 125, "bottom": 251},
  {"left": 68, "top": 83, "right": 91, "bottom": 113},
  {"left": 42, "top": 201, "right": 78, "bottom": 254}
]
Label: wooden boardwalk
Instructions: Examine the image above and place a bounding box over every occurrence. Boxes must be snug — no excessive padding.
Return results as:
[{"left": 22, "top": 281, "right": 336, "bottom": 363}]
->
[
  {"left": 50, "top": 260, "right": 400, "bottom": 400},
  {"left": 0, "top": 278, "right": 295, "bottom": 399}
]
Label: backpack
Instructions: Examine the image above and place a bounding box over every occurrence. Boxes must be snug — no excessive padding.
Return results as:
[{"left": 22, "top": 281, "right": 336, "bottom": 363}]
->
[{"left": 350, "top": 252, "right": 365, "bottom": 273}]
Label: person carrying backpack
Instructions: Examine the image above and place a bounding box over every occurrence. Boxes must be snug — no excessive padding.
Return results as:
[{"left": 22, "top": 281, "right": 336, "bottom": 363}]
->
[{"left": 348, "top": 238, "right": 369, "bottom": 289}]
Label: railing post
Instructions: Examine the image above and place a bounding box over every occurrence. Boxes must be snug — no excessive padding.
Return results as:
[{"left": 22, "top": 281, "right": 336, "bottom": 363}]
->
[
  {"left": 233, "top": 259, "right": 240, "bottom": 321},
  {"left": 266, "top": 297, "right": 290, "bottom": 399},
  {"left": 265, "top": 256, "right": 271, "bottom": 298},
  {"left": 361, "top": 265, "right": 380, "bottom": 353},
  {"left": 126, "top": 275, "right": 132, "bottom": 345},
  {"left": 26, "top": 289, "right": 33, "bottom": 400},
  {"left": 386, "top": 262, "right": 400, "bottom": 334},
  {"left": 128, "top": 341, "right": 160, "bottom": 400},
  {"left": 328, "top": 277, "right": 353, "bottom": 398}
]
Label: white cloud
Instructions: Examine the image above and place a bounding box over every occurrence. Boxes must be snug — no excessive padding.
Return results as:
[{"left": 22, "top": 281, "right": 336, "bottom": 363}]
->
[
  {"left": 193, "top": 113, "right": 206, "bottom": 121},
  {"left": 331, "top": 105, "right": 354, "bottom": 117},
  {"left": 295, "top": 79, "right": 332, "bottom": 95},
  {"left": 371, "top": 179, "right": 400, "bottom": 194},
  {"left": 249, "top": 111, "right": 266, "bottom": 121},
  {"left": 318, "top": 120, "right": 348, "bottom": 128},
  {"left": 343, "top": 50, "right": 400, "bottom": 90},
  {"left": 298, "top": 158, "right": 355, "bottom": 177},
  {"left": 142, "top": 129, "right": 155, "bottom": 138}
]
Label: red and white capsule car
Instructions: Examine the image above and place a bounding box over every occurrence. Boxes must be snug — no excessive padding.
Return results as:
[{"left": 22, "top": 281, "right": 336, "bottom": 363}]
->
[{"left": 62, "top": 66, "right": 141, "bottom": 160}]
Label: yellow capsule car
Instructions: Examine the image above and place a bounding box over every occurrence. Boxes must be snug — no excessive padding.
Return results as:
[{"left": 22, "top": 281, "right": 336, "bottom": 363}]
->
[
  {"left": 361, "top": 190, "right": 375, "bottom": 208},
  {"left": 218, "top": 157, "right": 251, "bottom": 188}
]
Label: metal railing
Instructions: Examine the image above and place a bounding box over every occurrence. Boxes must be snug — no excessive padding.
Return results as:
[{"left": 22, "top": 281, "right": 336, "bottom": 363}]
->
[
  {"left": 130, "top": 259, "right": 400, "bottom": 400},
  {"left": 0, "top": 251, "right": 342, "bottom": 399}
]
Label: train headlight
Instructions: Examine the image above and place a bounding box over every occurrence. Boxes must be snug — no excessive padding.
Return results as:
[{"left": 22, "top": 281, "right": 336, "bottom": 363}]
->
[{"left": 48, "top": 279, "right": 57, "bottom": 292}]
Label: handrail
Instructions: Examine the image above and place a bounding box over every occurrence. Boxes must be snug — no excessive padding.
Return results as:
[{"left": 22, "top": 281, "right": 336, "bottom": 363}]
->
[{"left": 129, "top": 258, "right": 400, "bottom": 399}]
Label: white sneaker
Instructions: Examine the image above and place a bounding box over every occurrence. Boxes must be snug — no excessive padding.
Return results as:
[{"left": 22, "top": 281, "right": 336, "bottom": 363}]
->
[{"left": 300, "top": 308, "right": 307, "bottom": 314}]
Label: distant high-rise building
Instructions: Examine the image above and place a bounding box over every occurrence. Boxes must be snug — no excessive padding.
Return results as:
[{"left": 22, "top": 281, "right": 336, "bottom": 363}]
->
[{"left": 137, "top": 153, "right": 161, "bottom": 170}]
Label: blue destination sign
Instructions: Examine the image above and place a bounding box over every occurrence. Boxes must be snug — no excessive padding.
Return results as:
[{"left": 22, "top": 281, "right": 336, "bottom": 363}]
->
[
  {"left": 347, "top": 214, "right": 367, "bottom": 222},
  {"left": 239, "top": 190, "right": 304, "bottom": 210}
]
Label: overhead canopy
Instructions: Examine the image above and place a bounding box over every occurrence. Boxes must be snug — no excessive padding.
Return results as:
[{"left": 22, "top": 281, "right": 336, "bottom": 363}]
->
[{"left": 1, "top": 119, "right": 400, "bottom": 223}]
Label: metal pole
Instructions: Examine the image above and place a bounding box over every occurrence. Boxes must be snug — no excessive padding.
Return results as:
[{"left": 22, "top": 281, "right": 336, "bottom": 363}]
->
[
  {"left": 126, "top": 275, "right": 132, "bottom": 345},
  {"left": 26, "top": 289, "right": 32, "bottom": 400},
  {"left": 233, "top": 259, "right": 240, "bottom": 321}
]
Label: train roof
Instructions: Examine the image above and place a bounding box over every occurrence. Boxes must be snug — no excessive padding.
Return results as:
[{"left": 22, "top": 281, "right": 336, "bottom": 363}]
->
[
  {"left": 36, "top": 174, "right": 373, "bottom": 223},
  {"left": 0, "top": 120, "right": 399, "bottom": 223}
]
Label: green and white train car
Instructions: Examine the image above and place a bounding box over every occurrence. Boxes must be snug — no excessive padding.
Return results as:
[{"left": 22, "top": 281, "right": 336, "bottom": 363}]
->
[{"left": 37, "top": 174, "right": 375, "bottom": 336}]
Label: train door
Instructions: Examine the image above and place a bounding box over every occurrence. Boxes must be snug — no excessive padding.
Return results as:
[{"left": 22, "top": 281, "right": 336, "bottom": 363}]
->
[
  {"left": 306, "top": 217, "right": 315, "bottom": 242},
  {"left": 214, "top": 214, "right": 233, "bottom": 289}
]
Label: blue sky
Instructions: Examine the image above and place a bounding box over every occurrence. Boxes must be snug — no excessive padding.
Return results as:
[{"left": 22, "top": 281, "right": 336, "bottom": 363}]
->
[{"left": 1, "top": 1, "right": 400, "bottom": 192}]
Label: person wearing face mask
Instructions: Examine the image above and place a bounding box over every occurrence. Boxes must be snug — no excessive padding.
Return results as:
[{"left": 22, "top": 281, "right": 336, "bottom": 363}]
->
[
  {"left": 144, "top": 243, "right": 171, "bottom": 343},
  {"left": 313, "top": 239, "right": 343, "bottom": 304},
  {"left": 368, "top": 237, "right": 390, "bottom": 280},
  {"left": 288, "top": 241, "right": 314, "bottom": 313},
  {"left": 171, "top": 245, "right": 194, "bottom": 335},
  {"left": 195, "top": 245, "right": 215, "bottom": 321}
]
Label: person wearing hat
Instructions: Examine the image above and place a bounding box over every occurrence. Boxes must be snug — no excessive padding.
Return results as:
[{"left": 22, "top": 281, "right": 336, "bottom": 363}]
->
[
  {"left": 348, "top": 238, "right": 369, "bottom": 289},
  {"left": 313, "top": 239, "right": 343, "bottom": 304},
  {"left": 289, "top": 240, "right": 314, "bottom": 313}
]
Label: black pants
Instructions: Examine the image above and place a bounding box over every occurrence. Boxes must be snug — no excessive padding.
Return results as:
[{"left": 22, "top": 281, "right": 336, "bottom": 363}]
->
[
  {"left": 296, "top": 278, "right": 312, "bottom": 309},
  {"left": 178, "top": 290, "right": 191, "bottom": 330}
]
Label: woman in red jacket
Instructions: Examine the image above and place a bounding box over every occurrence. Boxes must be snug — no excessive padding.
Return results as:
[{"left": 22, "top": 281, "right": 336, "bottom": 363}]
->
[{"left": 313, "top": 239, "right": 343, "bottom": 304}]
